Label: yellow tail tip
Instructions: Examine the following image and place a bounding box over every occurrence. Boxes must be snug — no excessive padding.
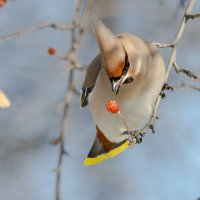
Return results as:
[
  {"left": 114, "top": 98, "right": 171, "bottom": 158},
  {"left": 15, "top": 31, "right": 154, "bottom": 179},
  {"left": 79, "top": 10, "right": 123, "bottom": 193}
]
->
[{"left": 84, "top": 140, "right": 129, "bottom": 166}]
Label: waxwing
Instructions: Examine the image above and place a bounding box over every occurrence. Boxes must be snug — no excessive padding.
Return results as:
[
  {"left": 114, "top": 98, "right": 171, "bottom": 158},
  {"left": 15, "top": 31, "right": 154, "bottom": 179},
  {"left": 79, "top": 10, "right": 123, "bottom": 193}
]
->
[{"left": 81, "top": 20, "right": 166, "bottom": 165}]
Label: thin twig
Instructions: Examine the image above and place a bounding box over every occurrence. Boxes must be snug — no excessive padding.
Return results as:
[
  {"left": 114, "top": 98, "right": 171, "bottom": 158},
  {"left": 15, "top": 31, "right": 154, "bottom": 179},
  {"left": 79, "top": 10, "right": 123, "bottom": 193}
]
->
[
  {"left": 173, "top": 62, "right": 200, "bottom": 81},
  {"left": 54, "top": 1, "right": 82, "bottom": 198},
  {"left": 152, "top": 3, "right": 199, "bottom": 81},
  {"left": 152, "top": 42, "right": 174, "bottom": 48},
  {"left": 55, "top": 69, "right": 74, "bottom": 200},
  {"left": 0, "top": 23, "right": 73, "bottom": 45},
  {"left": 186, "top": 13, "right": 200, "bottom": 20},
  {"left": 53, "top": 1, "right": 94, "bottom": 200},
  {"left": 142, "top": 0, "right": 197, "bottom": 134},
  {"left": 175, "top": 81, "right": 200, "bottom": 91}
]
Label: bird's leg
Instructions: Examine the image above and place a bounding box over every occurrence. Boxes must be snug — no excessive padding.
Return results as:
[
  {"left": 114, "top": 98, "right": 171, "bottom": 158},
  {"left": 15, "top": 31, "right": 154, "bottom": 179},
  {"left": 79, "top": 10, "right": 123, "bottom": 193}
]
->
[{"left": 122, "top": 130, "right": 145, "bottom": 146}]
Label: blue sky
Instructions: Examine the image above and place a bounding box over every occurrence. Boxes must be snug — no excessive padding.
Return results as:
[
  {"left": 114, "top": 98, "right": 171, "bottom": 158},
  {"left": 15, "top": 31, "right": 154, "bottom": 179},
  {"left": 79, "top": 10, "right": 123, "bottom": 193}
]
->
[{"left": 0, "top": 0, "right": 200, "bottom": 200}]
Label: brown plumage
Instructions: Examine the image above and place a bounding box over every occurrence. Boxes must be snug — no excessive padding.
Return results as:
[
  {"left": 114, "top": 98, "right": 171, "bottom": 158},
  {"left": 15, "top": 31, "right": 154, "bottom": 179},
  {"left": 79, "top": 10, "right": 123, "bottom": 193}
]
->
[{"left": 81, "top": 20, "right": 166, "bottom": 158}]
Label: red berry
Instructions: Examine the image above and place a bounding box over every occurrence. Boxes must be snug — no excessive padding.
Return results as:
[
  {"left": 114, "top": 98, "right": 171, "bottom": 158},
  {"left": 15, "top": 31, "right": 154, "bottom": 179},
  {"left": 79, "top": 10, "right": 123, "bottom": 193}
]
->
[
  {"left": 48, "top": 47, "right": 56, "bottom": 55},
  {"left": 106, "top": 100, "right": 120, "bottom": 114},
  {"left": 0, "top": 0, "right": 6, "bottom": 8}
]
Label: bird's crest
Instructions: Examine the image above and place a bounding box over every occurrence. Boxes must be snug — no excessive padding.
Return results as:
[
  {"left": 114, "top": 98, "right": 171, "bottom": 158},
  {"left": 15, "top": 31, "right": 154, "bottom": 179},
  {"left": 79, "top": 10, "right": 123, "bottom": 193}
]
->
[{"left": 93, "top": 20, "right": 126, "bottom": 78}]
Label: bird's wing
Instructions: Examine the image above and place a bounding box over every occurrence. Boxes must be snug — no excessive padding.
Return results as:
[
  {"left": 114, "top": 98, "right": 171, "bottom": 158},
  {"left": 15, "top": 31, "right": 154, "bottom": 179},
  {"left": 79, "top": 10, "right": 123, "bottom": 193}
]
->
[{"left": 81, "top": 54, "right": 101, "bottom": 107}]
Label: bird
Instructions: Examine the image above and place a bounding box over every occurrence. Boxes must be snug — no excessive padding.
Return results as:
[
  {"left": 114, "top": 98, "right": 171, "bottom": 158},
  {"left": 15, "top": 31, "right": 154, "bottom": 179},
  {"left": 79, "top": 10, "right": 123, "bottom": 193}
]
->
[{"left": 81, "top": 20, "right": 166, "bottom": 165}]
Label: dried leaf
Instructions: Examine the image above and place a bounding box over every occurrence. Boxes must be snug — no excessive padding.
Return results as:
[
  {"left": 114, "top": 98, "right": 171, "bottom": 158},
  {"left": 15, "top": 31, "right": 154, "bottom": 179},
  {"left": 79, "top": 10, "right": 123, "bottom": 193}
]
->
[{"left": 0, "top": 90, "right": 11, "bottom": 108}]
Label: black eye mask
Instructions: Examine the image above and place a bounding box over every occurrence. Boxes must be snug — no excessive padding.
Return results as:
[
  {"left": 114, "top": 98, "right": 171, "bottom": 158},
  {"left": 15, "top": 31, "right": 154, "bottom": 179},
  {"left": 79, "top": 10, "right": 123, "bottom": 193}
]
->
[
  {"left": 109, "top": 51, "right": 131, "bottom": 82},
  {"left": 109, "top": 51, "right": 133, "bottom": 94},
  {"left": 122, "top": 51, "right": 130, "bottom": 76}
]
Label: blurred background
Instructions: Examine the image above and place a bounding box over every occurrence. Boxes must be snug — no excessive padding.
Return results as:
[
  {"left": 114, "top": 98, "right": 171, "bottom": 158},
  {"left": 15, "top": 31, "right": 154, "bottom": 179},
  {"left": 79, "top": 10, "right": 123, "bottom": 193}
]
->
[{"left": 0, "top": 0, "right": 200, "bottom": 200}]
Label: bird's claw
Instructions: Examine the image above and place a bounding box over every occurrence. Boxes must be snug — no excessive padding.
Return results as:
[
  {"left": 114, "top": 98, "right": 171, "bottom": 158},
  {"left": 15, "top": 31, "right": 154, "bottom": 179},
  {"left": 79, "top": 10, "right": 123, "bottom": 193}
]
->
[
  {"left": 123, "top": 130, "right": 145, "bottom": 145},
  {"left": 160, "top": 83, "right": 173, "bottom": 99},
  {"left": 159, "top": 91, "right": 166, "bottom": 99},
  {"left": 162, "top": 83, "right": 174, "bottom": 91}
]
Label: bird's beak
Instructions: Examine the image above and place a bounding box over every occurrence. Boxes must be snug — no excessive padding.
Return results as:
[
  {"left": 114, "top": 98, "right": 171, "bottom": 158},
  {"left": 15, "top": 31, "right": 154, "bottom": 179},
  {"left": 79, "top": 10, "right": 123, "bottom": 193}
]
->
[
  {"left": 110, "top": 75, "right": 134, "bottom": 94},
  {"left": 110, "top": 75, "right": 126, "bottom": 95}
]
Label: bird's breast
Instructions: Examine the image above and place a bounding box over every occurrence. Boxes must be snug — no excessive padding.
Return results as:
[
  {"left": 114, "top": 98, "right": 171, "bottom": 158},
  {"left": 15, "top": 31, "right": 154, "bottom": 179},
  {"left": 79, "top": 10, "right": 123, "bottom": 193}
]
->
[{"left": 88, "top": 73, "right": 152, "bottom": 143}]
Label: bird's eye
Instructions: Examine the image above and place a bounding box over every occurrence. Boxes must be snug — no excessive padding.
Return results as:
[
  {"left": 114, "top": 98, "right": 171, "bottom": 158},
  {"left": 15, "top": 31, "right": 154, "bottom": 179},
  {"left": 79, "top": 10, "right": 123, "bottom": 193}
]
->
[{"left": 123, "top": 77, "right": 134, "bottom": 84}]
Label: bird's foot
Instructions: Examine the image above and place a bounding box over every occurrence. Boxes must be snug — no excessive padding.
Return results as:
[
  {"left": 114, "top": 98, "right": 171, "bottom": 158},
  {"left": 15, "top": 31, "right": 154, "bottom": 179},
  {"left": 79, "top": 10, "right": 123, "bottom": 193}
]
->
[
  {"left": 162, "top": 83, "right": 174, "bottom": 91},
  {"left": 122, "top": 130, "right": 145, "bottom": 146},
  {"left": 159, "top": 91, "right": 166, "bottom": 99},
  {"left": 160, "top": 83, "right": 173, "bottom": 99}
]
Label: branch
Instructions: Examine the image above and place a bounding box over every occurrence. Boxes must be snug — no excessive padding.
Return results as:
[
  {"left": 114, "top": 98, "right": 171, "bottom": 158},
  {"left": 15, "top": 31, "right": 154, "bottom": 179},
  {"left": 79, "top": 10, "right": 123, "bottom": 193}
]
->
[
  {"left": 0, "top": 3, "right": 93, "bottom": 197},
  {"left": 53, "top": 0, "right": 82, "bottom": 198},
  {"left": 186, "top": 13, "right": 200, "bottom": 20},
  {"left": 51, "top": 1, "right": 94, "bottom": 200},
  {"left": 173, "top": 62, "right": 200, "bottom": 81},
  {"left": 152, "top": 42, "right": 174, "bottom": 48},
  {"left": 142, "top": 0, "right": 198, "bottom": 134},
  {"left": 152, "top": 2, "right": 200, "bottom": 82},
  {"left": 175, "top": 81, "right": 200, "bottom": 91},
  {"left": 0, "top": 22, "right": 73, "bottom": 45},
  {"left": 54, "top": 69, "right": 74, "bottom": 200}
]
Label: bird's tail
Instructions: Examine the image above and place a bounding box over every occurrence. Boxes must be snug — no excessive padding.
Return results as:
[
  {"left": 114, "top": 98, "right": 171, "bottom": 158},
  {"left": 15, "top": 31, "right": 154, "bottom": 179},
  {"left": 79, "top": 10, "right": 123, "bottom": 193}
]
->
[{"left": 84, "top": 126, "right": 129, "bottom": 166}]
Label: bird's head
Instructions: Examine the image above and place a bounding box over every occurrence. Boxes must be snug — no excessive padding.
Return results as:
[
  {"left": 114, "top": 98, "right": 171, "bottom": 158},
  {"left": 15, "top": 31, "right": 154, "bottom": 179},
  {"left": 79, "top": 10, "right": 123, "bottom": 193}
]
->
[{"left": 93, "top": 20, "right": 137, "bottom": 94}]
